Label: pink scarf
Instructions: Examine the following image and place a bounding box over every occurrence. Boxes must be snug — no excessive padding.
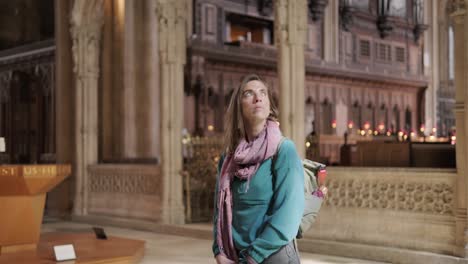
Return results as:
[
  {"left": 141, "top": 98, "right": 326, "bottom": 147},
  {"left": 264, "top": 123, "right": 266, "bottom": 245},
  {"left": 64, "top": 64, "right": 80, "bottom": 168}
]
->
[{"left": 216, "top": 120, "right": 282, "bottom": 262}]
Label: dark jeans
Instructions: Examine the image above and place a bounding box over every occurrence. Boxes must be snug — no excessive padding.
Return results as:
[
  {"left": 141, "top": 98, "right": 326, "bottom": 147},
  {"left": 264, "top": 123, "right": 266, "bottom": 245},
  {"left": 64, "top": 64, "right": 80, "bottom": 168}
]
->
[{"left": 261, "top": 241, "right": 300, "bottom": 264}]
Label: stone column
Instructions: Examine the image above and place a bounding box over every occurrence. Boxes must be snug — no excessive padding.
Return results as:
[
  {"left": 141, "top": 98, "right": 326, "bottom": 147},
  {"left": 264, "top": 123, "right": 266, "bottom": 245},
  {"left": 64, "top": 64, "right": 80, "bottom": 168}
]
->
[
  {"left": 123, "top": 0, "right": 137, "bottom": 158},
  {"left": 70, "top": 0, "right": 104, "bottom": 216},
  {"left": 101, "top": 0, "right": 125, "bottom": 161},
  {"left": 323, "top": 0, "right": 339, "bottom": 63},
  {"left": 274, "top": 0, "right": 308, "bottom": 157},
  {"left": 48, "top": 0, "right": 74, "bottom": 217},
  {"left": 156, "top": 0, "right": 188, "bottom": 224},
  {"left": 450, "top": 0, "right": 468, "bottom": 257},
  {"left": 424, "top": 0, "right": 439, "bottom": 135},
  {"left": 141, "top": 0, "right": 160, "bottom": 159},
  {"left": 131, "top": 0, "right": 160, "bottom": 160}
]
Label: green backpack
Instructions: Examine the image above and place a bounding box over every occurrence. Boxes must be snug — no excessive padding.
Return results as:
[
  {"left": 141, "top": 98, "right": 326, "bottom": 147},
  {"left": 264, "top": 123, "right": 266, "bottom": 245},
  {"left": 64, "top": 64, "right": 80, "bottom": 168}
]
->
[{"left": 274, "top": 137, "right": 326, "bottom": 239}]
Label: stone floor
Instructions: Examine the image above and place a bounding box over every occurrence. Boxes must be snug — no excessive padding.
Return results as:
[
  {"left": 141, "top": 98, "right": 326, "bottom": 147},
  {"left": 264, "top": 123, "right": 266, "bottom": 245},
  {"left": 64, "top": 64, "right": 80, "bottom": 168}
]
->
[{"left": 42, "top": 221, "right": 387, "bottom": 264}]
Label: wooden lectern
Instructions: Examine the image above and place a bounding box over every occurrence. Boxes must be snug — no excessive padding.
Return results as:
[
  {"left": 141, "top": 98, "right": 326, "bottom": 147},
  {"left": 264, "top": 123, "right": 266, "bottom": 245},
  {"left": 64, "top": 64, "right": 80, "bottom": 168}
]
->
[{"left": 0, "top": 165, "right": 71, "bottom": 255}]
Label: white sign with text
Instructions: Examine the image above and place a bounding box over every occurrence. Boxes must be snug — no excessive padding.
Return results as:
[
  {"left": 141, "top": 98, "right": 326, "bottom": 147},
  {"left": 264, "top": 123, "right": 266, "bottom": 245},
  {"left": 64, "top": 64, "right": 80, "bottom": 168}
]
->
[{"left": 53, "top": 244, "right": 76, "bottom": 261}]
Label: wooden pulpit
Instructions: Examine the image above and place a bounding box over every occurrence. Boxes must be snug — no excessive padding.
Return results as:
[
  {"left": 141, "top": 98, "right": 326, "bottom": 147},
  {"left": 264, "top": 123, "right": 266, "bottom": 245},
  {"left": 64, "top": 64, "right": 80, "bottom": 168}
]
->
[{"left": 0, "top": 165, "right": 71, "bottom": 255}]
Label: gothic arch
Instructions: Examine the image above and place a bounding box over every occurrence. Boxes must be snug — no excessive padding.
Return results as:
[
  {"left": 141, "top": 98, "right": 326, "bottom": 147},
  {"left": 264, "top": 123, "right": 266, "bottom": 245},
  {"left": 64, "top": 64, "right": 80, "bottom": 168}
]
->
[
  {"left": 362, "top": 101, "right": 375, "bottom": 130},
  {"left": 405, "top": 107, "right": 413, "bottom": 132},
  {"left": 320, "top": 98, "right": 333, "bottom": 134},
  {"left": 391, "top": 104, "right": 401, "bottom": 133},
  {"left": 350, "top": 101, "right": 361, "bottom": 132},
  {"left": 377, "top": 103, "right": 388, "bottom": 133},
  {"left": 305, "top": 95, "right": 315, "bottom": 135}
]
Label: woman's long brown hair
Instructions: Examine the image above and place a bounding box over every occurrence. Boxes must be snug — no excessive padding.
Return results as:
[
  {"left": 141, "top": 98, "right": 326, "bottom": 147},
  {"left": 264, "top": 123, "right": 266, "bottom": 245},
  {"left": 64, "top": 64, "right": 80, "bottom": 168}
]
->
[{"left": 223, "top": 74, "right": 279, "bottom": 154}]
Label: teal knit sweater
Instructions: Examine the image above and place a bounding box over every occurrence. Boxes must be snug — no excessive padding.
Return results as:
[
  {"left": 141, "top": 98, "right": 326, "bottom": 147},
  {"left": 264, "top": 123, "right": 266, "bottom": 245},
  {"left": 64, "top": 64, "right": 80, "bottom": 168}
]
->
[{"left": 213, "top": 139, "right": 305, "bottom": 263}]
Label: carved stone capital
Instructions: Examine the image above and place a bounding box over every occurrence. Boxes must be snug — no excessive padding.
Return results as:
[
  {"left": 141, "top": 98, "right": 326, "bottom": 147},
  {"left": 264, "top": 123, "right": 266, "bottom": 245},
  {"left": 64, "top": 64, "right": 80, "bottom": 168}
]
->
[
  {"left": 274, "top": 0, "right": 307, "bottom": 46},
  {"left": 258, "top": 0, "right": 273, "bottom": 16},
  {"left": 70, "top": 0, "right": 104, "bottom": 78},
  {"left": 156, "top": 0, "right": 188, "bottom": 64},
  {"left": 449, "top": 0, "right": 466, "bottom": 22}
]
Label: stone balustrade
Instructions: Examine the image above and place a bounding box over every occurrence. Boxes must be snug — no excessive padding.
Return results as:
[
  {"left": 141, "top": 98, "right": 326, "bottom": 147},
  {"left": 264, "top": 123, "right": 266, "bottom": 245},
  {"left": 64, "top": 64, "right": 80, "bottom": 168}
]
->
[
  {"left": 87, "top": 164, "right": 162, "bottom": 221},
  {"left": 307, "top": 166, "right": 457, "bottom": 256}
]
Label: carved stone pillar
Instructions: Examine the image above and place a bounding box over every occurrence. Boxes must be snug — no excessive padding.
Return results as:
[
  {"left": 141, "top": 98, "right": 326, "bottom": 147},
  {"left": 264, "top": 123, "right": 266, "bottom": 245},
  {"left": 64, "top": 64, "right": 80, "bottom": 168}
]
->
[
  {"left": 70, "top": 0, "right": 104, "bottom": 216},
  {"left": 123, "top": 0, "right": 137, "bottom": 158},
  {"left": 323, "top": 0, "right": 339, "bottom": 63},
  {"left": 450, "top": 0, "right": 468, "bottom": 257},
  {"left": 423, "top": 0, "right": 439, "bottom": 135},
  {"left": 274, "top": 0, "right": 308, "bottom": 157},
  {"left": 156, "top": 0, "right": 187, "bottom": 224}
]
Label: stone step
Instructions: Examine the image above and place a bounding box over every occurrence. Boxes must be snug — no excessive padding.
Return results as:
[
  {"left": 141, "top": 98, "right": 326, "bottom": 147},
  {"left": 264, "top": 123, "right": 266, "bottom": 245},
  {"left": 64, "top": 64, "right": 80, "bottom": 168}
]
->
[{"left": 69, "top": 215, "right": 468, "bottom": 264}]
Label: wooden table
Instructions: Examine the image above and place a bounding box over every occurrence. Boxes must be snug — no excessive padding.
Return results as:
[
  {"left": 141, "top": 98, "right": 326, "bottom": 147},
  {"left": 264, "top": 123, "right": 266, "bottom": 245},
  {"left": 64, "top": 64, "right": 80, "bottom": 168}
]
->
[
  {"left": 0, "top": 232, "right": 145, "bottom": 264},
  {"left": 0, "top": 164, "right": 71, "bottom": 254}
]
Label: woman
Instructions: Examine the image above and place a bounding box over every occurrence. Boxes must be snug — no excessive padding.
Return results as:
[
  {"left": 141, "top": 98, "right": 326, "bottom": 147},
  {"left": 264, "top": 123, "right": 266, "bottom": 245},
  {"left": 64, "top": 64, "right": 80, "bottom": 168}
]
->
[{"left": 212, "top": 74, "right": 304, "bottom": 264}]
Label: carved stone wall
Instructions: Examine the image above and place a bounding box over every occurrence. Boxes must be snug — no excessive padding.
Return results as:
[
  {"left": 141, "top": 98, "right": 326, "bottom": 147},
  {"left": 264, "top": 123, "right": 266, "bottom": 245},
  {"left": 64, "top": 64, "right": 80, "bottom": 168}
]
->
[
  {"left": 308, "top": 167, "right": 457, "bottom": 255},
  {"left": 88, "top": 164, "right": 162, "bottom": 221},
  {"left": 326, "top": 176, "right": 454, "bottom": 215},
  {"left": 89, "top": 166, "right": 160, "bottom": 195}
]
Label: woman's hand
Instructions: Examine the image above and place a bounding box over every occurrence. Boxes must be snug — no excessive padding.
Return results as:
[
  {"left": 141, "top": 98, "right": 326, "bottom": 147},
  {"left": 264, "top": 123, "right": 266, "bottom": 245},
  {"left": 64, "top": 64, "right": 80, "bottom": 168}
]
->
[
  {"left": 215, "top": 254, "right": 235, "bottom": 264},
  {"left": 319, "top": 185, "right": 328, "bottom": 198}
]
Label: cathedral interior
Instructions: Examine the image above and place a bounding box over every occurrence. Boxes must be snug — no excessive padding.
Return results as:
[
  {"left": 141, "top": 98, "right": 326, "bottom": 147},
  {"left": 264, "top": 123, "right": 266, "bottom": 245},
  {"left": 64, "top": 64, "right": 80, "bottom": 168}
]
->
[{"left": 0, "top": 0, "right": 468, "bottom": 263}]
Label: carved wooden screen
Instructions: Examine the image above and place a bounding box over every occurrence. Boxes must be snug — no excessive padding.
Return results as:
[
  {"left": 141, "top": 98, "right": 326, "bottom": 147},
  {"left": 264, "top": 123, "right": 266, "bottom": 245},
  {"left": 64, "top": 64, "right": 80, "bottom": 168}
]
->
[{"left": 0, "top": 50, "right": 55, "bottom": 164}]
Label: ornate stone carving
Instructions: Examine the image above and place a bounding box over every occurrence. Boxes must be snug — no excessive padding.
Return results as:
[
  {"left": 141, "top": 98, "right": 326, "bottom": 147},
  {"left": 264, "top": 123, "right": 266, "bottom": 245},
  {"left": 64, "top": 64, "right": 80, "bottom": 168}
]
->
[
  {"left": 448, "top": 0, "right": 466, "bottom": 15},
  {"left": 325, "top": 178, "right": 454, "bottom": 215},
  {"left": 156, "top": 0, "right": 187, "bottom": 64},
  {"left": 275, "top": 0, "right": 308, "bottom": 45},
  {"left": 258, "top": 0, "right": 273, "bottom": 16},
  {"left": 71, "top": 0, "right": 104, "bottom": 78},
  {"left": 376, "top": 0, "right": 394, "bottom": 38},
  {"left": 339, "top": 1, "right": 355, "bottom": 31},
  {"left": 309, "top": 0, "right": 329, "bottom": 22},
  {"left": 89, "top": 166, "right": 161, "bottom": 195},
  {"left": 449, "top": 0, "right": 467, "bottom": 25}
]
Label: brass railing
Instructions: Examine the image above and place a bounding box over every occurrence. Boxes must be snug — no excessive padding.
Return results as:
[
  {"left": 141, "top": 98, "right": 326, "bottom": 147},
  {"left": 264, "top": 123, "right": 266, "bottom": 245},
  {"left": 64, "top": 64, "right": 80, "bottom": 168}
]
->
[{"left": 183, "top": 136, "right": 223, "bottom": 222}]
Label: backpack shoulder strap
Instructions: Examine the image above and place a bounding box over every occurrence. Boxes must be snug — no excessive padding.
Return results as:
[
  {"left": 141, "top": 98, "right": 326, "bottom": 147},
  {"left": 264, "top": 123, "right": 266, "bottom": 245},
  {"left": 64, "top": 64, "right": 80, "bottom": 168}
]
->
[{"left": 273, "top": 136, "right": 286, "bottom": 162}]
